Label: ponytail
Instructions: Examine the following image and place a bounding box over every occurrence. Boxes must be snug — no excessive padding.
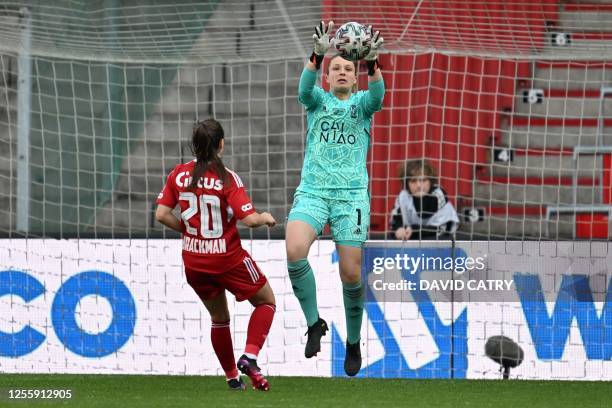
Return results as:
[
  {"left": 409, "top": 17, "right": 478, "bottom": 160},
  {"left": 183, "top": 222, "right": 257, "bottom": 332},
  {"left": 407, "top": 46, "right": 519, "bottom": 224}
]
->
[{"left": 188, "top": 119, "right": 227, "bottom": 190}]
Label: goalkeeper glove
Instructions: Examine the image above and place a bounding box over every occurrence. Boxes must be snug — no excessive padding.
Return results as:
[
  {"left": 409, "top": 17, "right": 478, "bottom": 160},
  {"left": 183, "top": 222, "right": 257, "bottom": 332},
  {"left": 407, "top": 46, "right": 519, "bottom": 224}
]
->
[
  {"left": 363, "top": 26, "right": 384, "bottom": 75},
  {"left": 310, "top": 21, "right": 334, "bottom": 69}
]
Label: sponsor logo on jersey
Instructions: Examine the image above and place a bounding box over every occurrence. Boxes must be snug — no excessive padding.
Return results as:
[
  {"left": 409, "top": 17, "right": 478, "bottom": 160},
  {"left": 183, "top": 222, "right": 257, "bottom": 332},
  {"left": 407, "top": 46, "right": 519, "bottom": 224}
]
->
[
  {"left": 318, "top": 120, "right": 356, "bottom": 145},
  {"left": 175, "top": 171, "right": 223, "bottom": 190}
]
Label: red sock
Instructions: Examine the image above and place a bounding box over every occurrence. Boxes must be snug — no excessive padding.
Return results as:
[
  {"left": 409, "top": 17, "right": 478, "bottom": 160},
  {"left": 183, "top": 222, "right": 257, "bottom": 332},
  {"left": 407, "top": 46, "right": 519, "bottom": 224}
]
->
[
  {"left": 244, "top": 304, "right": 276, "bottom": 357},
  {"left": 211, "top": 320, "right": 238, "bottom": 379}
]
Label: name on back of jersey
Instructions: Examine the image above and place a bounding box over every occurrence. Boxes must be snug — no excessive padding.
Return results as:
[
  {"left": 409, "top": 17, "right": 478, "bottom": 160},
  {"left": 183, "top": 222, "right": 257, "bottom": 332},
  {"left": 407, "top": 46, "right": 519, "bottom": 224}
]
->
[
  {"left": 183, "top": 236, "right": 227, "bottom": 254},
  {"left": 175, "top": 171, "right": 223, "bottom": 190}
]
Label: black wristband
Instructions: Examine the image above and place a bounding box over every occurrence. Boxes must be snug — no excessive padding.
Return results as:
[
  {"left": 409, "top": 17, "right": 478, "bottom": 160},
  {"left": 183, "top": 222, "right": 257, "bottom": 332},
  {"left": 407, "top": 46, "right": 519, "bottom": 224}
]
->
[
  {"left": 366, "top": 59, "right": 382, "bottom": 76},
  {"left": 309, "top": 52, "right": 324, "bottom": 70}
]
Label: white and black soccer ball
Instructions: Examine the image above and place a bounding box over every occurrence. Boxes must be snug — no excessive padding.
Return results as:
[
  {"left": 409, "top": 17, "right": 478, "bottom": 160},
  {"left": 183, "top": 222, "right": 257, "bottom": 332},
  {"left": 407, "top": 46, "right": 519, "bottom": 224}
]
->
[
  {"left": 551, "top": 32, "right": 570, "bottom": 46},
  {"left": 334, "top": 22, "right": 371, "bottom": 61}
]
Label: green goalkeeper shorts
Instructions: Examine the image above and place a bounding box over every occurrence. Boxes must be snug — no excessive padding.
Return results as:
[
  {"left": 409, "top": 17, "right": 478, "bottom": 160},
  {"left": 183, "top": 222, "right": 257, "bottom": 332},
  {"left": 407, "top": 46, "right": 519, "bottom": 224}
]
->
[{"left": 287, "top": 190, "right": 370, "bottom": 247}]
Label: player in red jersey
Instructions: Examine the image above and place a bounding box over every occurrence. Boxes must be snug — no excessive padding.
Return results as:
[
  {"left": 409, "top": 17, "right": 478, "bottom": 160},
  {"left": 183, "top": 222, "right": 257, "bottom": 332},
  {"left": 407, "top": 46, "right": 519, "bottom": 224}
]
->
[{"left": 156, "top": 118, "right": 276, "bottom": 391}]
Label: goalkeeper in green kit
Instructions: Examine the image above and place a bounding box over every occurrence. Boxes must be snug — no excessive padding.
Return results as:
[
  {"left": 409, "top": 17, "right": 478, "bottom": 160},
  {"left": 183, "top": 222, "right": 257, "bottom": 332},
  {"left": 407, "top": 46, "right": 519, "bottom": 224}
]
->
[{"left": 285, "top": 21, "right": 384, "bottom": 376}]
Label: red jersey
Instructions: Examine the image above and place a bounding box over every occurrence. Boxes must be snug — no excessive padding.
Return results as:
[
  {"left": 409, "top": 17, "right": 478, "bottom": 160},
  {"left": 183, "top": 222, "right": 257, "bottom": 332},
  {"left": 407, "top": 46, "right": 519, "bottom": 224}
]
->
[{"left": 156, "top": 160, "right": 256, "bottom": 274}]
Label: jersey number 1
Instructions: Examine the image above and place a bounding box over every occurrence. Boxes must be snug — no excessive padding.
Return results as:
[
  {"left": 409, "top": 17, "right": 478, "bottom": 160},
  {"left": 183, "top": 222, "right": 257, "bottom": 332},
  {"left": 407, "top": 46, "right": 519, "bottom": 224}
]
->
[{"left": 179, "top": 192, "right": 223, "bottom": 238}]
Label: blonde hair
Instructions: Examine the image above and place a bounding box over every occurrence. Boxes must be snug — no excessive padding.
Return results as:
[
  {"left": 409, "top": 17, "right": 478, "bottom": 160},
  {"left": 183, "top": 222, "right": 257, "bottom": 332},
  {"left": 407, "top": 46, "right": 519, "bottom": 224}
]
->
[{"left": 398, "top": 160, "right": 438, "bottom": 189}]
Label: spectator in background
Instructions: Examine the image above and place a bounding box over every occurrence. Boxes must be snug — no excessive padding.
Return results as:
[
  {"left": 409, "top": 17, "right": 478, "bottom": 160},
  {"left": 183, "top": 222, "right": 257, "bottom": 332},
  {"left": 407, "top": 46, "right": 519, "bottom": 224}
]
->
[{"left": 389, "top": 159, "right": 459, "bottom": 240}]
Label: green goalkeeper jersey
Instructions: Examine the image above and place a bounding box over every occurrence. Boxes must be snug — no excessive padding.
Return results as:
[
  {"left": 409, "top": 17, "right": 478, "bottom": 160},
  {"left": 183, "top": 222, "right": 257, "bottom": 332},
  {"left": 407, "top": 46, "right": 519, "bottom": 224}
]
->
[{"left": 297, "top": 68, "right": 385, "bottom": 200}]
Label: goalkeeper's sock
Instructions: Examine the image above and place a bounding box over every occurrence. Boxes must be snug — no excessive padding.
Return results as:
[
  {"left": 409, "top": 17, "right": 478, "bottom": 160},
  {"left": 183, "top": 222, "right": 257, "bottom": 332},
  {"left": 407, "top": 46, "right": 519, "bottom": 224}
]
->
[
  {"left": 343, "top": 281, "right": 364, "bottom": 344},
  {"left": 211, "top": 320, "right": 239, "bottom": 379},
  {"left": 244, "top": 304, "right": 276, "bottom": 358},
  {"left": 287, "top": 258, "right": 319, "bottom": 327}
]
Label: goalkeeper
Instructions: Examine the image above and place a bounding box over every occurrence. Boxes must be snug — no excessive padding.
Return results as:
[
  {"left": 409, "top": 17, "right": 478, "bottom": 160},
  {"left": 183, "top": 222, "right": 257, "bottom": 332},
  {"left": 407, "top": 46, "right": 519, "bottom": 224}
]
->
[{"left": 285, "top": 21, "right": 384, "bottom": 376}]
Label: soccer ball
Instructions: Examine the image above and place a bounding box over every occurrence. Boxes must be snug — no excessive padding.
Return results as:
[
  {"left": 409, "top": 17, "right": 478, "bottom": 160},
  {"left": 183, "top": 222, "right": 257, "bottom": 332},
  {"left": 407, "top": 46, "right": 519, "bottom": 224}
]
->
[{"left": 334, "top": 22, "right": 371, "bottom": 61}]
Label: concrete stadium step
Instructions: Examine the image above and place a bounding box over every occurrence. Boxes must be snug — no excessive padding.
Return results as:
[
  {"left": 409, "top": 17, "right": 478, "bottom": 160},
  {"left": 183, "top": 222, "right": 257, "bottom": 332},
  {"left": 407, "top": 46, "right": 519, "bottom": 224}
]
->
[
  {"left": 227, "top": 60, "right": 304, "bottom": 85},
  {"left": 458, "top": 216, "right": 554, "bottom": 239},
  {"left": 119, "top": 139, "right": 186, "bottom": 175},
  {"left": 90, "top": 136, "right": 304, "bottom": 206},
  {"left": 459, "top": 206, "right": 575, "bottom": 239},
  {"left": 514, "top": 93, "right": 612, "bottom": 117},
  {"left": 0, "top": 169, "right": 13, "bottom": 197},
  {"left": 246, "top": 171, "right": 301, "bottom": 190},
  {"left": 33, "top": 83, "right": 109, "bottom": 118},
  {"left": 170, "top": 65, "right": 219, "bottom": 87},
  {"left": 142, "top": 113, "right": 305, "bottom": 144},
  {"left": 0, "top": 88, "right": 17, "bottom": 110},
  {"left": 0, "top": 14, "right": 20, "bottom": 33},
  {"left": 0, "top": 196, "right": 16, "bottom": 233},
  {"left": 90, "top": 197, "right": 156, "bottom": 235},
  {"left": 127, "top": 140, "right": 300, "bottom": 171},
  {"left": 157, "top": 48, "right": 306, "bottom": 117},
  {"left": 224, "top": 136, "right": 305, "bottom": 160},
  {"left": 552, "top": 214, "right": 611, "bottom": 238},
  {"left": 173, "top": 60, "right": 304, "bottom": 87},
  {"left": 115, "top": 173, "right": 165, "bottom": 200},
  {"left": 0, "top": 142, "right": 15, "bottom": 172},
  {"left": 227, "top": 115, "right": 305, "bottom": 141},
  {"left": 553, "top": 40, "right": 612, "bottom": 56},
  {"left": 472, "top": 181, "right": 600, "bottom": 205},
  {"left": 498, "top": 126, "right": 612, "bottom": 149},
  {"left": 114, "top": 167, "right": 301, "bottom": 201},
  {"left": 472, "top": 201, "right": 548, "bottom": 218},
  {"left": 570, "top": 32, "right": 612, "bottom": 42},
  {"left": 28, "top": 143, "right": 104, "bottom": 174},
  {"left": 140, "top": 115, "right": 195, "bottom": 142},
  {"left": 225, "top": 123, "right": 306, "bottom": 159},
  {"left": 130, "top": 138, "right": 188, "bottom": 158},
  {"left": 157, "top": 82, "right": 302, "bottom": 117},
  {"left": 224, "top": 134, "right": 304, "bottom": 155},
  {"left": 188, "top": 0, "right": 321, "bottom": 62},
  {"left": 159, "top": 82, "right": 279, "bottom": 108},
  {"left": 530, "top": 61, "right": 612, "bottom": 89},
  {"left": 250, "top": 187, "right": 291, "bottom": 207},
  {"left": 473, "top": 202, "right": 612, "bottom": 238},
  {"left": 0, "top": 109, "right": 16, "bottom": 139},
  {"left": 121, "top": 137, "right": 304, "bottom": 175},
  {"left": 560, "top": 3, "right": 612, "bottom": 32},
  {"left": 508, "top": 116, "right": 612, "bottom": 131},
  {"left": 226, "top": 150, "right": 296, "bottom": 173},
  {"left": 477, "top": 174, "right": 600, "bottom": 192},
  {"left": 28, "top": 181, "right": 100, "bottom": 206},
  {"left": 115, "top": 156, "right": 301, "bottom": 200},
  {"left": 229, "top": 144, "right": 303, "bottom": 174},
  {"left": 488, "top": 151, "right": 602, "bottom": 178},
  {"left": 0, "top": 127, "right": 15, "bottom": 147}
]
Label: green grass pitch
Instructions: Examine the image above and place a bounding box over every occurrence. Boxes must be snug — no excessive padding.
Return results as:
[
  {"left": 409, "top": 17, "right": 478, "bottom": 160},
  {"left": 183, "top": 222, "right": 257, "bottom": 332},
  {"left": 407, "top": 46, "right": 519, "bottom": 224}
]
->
[{"left": 1, "top": 374, "right": 610, "bottom": 407}]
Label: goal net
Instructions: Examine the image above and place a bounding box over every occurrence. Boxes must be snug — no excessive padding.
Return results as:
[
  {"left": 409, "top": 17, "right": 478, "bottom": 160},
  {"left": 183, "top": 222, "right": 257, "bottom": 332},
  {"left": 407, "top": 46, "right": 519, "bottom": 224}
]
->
[{"left": 0, "top": 0, "right": 611, "bottom": 380}]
